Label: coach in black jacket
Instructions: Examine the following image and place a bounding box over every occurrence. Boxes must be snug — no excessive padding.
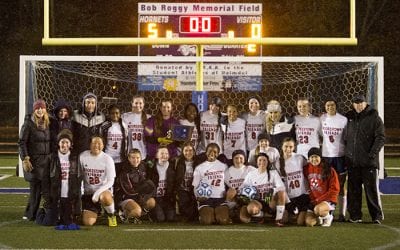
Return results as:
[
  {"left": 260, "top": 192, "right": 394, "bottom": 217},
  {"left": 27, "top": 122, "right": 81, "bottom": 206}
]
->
[{"left": 345, "top": 94, "right": 385, "bottom": 224}]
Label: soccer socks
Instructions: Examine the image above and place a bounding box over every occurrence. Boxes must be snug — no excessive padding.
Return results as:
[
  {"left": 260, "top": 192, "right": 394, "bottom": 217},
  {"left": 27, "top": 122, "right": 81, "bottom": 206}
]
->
[
  {"left": 275, "top": 205, "right": 285, "bottom": 221},
  {"left": 338, "top": 195, "right": 347, "bottom": 216},
  {"left": 104, "top": 203, "right": 115, "bottom": 215}
]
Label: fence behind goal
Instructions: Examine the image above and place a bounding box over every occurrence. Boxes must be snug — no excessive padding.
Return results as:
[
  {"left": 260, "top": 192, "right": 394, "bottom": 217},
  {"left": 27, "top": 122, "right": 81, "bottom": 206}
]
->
[{"left": 20, "top": 56, "right": 383, "bottom": 120}]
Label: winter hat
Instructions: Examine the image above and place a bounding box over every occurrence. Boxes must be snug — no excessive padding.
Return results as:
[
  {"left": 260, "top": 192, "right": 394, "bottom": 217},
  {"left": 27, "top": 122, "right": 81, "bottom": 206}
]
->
[
  {"left": 352, "top": 94, "right": 366, "bottom": 104},
  {"left": 258, "top": 133, "right": 270, "bottom": 142},
  {"left": 232, "top": 149, "right": 246, "bottom": 159},
  {"left": 266, "top": 102, "right": 282, "bottom": 113},
  {"left": 57, "top": 129, "right": 73, "bottom": 143},
  {"left": 210, "top": 96, "right": 224, "bottom": 107},
  {"left": 33, "top": 99, "right": 46, "bottom": 110},
  {"left": 308, "top": 147, "right": 322, "bottom": 158}
]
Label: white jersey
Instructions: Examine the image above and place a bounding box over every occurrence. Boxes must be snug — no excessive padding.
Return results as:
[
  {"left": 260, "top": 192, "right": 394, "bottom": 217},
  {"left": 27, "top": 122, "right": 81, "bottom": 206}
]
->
[
  {"left": 320, "top": 113, "right": 348, "bottom": 157},
  {"left": 225, "top": 165, "right": 256, "bottom": 190},
  {"left": 242, "top": 111, "right": 266, "bottom": 151},
  {"left": 122, "top": 112, "right": 151, "bottom": 159},
  {"left": 59, "top": 152, "right": 70, "bottom": 198},
  {"left": 294, "top": 115, "right": 321, "bottom": 158},
  {"left": 198, "top": 111, "right": 223, "bottom": 154},
  {"left": 243, "top": 169, "right": 285, "bottom": 200},
  {"left": 247, "top": 146, "right": 280, "bottom": 169},
  {"left": 192, "top": 160, "right": 227, "bottom": 198},
  {"left": 222, "top": 118, "right": 246, "bottom": 160},
  {"left": 79, "top": 151, "right": 116, "bottom": 195},
  {"left": 105, "top": 122, "right": 126, "bottom": 163},
  {"left": 156, "top": 162, "right": 169, "bottom": 197},
  {"left": 280, "top": 153, "right": 308, "bottom": 199},
  {"left": 179, "top": 119, "right": 199, "bottom": 151}
]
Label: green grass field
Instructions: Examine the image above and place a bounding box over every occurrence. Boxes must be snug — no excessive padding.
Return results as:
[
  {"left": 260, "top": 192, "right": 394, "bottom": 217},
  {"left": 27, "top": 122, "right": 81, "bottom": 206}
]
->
[{"left": 1, "top": 155, "right": 399, "bottom": 249}]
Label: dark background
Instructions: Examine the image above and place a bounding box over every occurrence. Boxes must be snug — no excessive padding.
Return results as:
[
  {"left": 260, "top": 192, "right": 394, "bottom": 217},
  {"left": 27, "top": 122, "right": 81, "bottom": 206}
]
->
[{"left": 0, "top": 0, "right": 399, "bottom": 131}]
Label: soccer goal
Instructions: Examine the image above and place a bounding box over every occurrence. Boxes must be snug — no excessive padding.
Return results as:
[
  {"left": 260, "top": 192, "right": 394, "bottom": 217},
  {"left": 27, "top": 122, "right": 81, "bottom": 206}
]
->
[{"left": 19, "top": 55, "right": 384, "bottom": 177}]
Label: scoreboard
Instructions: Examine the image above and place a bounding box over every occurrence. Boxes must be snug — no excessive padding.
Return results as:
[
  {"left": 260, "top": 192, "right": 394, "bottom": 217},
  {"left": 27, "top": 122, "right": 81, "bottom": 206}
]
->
[
  {"left": 137, "top": 3, "right": 263, "bottom": 92},
  {"left": 138, "top": 3, "right": 262, "bottom": 56}
]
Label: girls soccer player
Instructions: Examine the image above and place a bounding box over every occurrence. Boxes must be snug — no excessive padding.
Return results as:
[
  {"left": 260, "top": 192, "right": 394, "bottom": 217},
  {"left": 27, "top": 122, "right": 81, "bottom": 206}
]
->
[
  {"left": 179, "top": 103, "right": 200, "bottom": 151},
  {"left": 304, "top": 147, "right": 340, "bottom": 227},
  {"left": 240, "top": 153, "right": 287, "bottom": 226},
  {"left": 241, "top": 96, "right": 266, "bottom": 154},
  {"left": 247, "top": 133, "right": 280, "bottom": 169},
  {"left": 122, "top": 95, "right": 151, "bottom": 160},
  {"left": 279, "top": 137, "right": 309, "bottom": 225}
]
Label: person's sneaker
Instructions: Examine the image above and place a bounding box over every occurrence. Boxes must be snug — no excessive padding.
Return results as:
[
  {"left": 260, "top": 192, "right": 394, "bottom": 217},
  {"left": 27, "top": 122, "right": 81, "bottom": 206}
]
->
[
  {"left": 349, "top": 218, "right": 362, "bottom": 223},
  {"left": 337, "top": 214, "right": 346, "bottom": 222},
  {"left": 118, "top": 210, "right": 129, "bottom": 224},
  {"left": 321, "top": 214, "right": 334, "bottom": 227},
  {"left": 317, "top": 216, "right": 323, "bottom": 225},
  {"left": 373, "top": 219, "right": 382, "bottom": 224},
  {"left": 275, "top": 220, "right": 284, "bottom": 227},
  {"left": 108, "top": 214, "right": 118, "bottom": 227},
  {"left": 132, "top": 217, "right": 142, "bottom": 224},
  {"left": 22, "top": 216, "right": 28, "bottom": 220}
]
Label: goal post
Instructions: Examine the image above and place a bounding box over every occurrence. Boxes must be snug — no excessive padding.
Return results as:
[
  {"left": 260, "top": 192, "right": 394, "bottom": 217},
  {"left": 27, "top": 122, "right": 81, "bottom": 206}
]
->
[{"left": 19, "top": 55, "right": 384, "bottom": 177}]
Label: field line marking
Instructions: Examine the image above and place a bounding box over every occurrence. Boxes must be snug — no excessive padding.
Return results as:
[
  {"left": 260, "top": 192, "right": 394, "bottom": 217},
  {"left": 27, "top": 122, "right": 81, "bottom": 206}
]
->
[
  {"left": 0, "top": 219, "right": 23, "bottom": 249},
  {"left": 372, "top": 224, "right": 400, "bottom": 250},
  {"left": 0, "top": 166, "right": 16, "bottom": 169},
  {"left": 124, "top": 228, "right": 268, "bottom": 232},
  {"left": 0, "top": 174, "right": 11, "bottom": 180}
]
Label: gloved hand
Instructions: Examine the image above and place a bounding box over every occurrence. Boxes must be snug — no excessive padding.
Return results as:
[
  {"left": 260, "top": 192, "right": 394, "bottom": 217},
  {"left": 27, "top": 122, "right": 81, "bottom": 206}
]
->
[
  {"left": 22, "top": 157, "right": 33, "bottom": 172},
  {"left": 263, "top": 189, "right": 274, "bottom": 204},
  {"left": 157, "top": 137, "right": 173, "bottom": 145}
]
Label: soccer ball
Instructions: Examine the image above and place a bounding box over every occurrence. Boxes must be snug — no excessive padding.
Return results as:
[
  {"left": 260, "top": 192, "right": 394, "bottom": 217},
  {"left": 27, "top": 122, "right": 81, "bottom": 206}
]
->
[
  {"left": 196, "top": 182, "right": 212, "bottom": 198},
  {"left": 240, "top": 185, "right": 258, "bottom": 200}
]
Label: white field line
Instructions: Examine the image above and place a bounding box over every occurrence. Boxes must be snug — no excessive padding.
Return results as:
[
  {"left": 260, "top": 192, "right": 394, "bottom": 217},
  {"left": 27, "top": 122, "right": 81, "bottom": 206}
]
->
[
  {"left": 124, "top": 228, "right": 268, "bottom": 232},
  {"left": 372, "top": 224, "right": 400, "bottom": 250},
  {"left": 0, "top": 174, "right": 11, "bottom": 180}
]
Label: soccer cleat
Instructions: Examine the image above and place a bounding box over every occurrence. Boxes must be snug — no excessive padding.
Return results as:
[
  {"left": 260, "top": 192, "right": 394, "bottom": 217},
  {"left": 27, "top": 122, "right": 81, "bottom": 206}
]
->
[
  {"left": 275, "top": 220, "right": 284, "bottom": 227},
  {"left": 118, "top": 210, "right": 129, "bottom": 224},
  {"left": 108, "top": 215, "right": 118, "bottom": 227},
  {"left": 349, "top": 218, "right": 362, "bottom": 223},
  {"left": 321, "top": 214, "right": 333, "bottom": 227}
]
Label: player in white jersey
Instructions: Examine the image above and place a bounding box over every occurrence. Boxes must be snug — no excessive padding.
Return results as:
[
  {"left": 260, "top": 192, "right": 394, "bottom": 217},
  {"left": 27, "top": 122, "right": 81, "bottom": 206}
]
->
[
  {"left": 122, "top": 95, "right": 151, "bottom": 160},
  {"left": 241, "top": 96, "right": 266, "bottom": 154},
  {"left": 320, "top": 99, "right": 348, "bottom": 221},
  {"left": 240, "top": 153, "right": 287, "bottom": 226},
  {"left": 248, "top": 133, "right": 280, "bottom": 169},
  {"left": 225, "top": 150, "right": 256, "bottom": 221},
  {"left": 79, "top": 136, "right": 117, "bottom": 227},
  {"left": 197, "top": 96, "right": 224, "bottom": 154},
  {"left": 100, "top": 105, "right": 127, "bottom": 176},
  {"left": 192, "top": 143, "right": 230, "bottom": 225},
  {"left": 278, "top": 137, "right": 309, "bottom": 225},
  {"left": 222, "top": 105, "right": 247, "bottom": 164},
  {"left": 294, "top": 98, "right": 321, "bottom": 158},
  {"left": 179, "top": 103, "right": 200, "bottom": 151}
]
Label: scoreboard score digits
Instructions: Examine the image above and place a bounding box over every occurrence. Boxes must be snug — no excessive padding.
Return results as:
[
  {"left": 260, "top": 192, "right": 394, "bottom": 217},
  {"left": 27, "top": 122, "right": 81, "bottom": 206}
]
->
[{"left": 138, "top": 3, "right": 262, "bottom": 56}]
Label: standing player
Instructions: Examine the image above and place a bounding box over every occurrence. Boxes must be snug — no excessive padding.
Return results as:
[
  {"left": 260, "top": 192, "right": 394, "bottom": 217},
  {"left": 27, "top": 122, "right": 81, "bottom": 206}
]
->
[
  {"left": 100, "top": 105, "right": 128, "bottom": 176},
  {"left": 240, "top": 153, "right": 287, "bottom": 226},
  {"left": 192, "top": 143, "right": 230, "bottom": 225},
  {"left": 122, "top": 95, "right": 151, "bottom": 160},
  {"left": 278, "top": 137, "right": 309, "bottom": 225},
  {"left": 197, "top": 96, "right": 224, "bottom": 154},
  {"left": 179, "top": 103, "right": 200, "bottom": 151},
  {"left": 72, "top": 93, "right": 105, "bottom": 155},
  {"left": 320, "top": 98, "right": 348, "bottom": 221},
  {"left": 79, "top": 136, "right": 117, "bottom": 227},
  {"left": 222, "top": 105, "right": 247, "bottom": 165},
  {"left": 265, "top": 100, "right": 296, "bottom": 150},
  {"left": 241, "top": 96, "right": 266, "bottom": 155},
  {"left": 49, "top": 100, "right": 73, "bottom": 152},
  {"left": 294, "top": 98, "right": 321, "bottom": 158},
  {"left": 304, "top": 147, "right": 340, "bottom": 227}
]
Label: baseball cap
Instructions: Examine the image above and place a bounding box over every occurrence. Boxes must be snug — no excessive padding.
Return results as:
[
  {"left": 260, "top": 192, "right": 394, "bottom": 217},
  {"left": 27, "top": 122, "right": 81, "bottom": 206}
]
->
[{"left": 352, "top": 94, "right": 366, "bottom": 104}]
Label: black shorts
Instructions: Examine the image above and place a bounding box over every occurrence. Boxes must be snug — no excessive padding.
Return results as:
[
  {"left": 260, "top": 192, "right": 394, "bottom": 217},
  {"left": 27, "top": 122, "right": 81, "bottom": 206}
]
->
[
  {"left": 82, "top": 195, "right": 102, "bottom": 214},
  {"left": 198, "top": 198, "right": 228, "bottom": 210},
  {"left": 287, "top": 194, "right": 310, "bottom": 213}
]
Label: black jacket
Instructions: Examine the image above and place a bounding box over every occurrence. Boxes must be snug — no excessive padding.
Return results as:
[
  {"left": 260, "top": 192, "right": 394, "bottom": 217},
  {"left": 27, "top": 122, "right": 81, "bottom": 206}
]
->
[
  {"left": 18, "top": 114, "right": 51, "bottom": 180},
  {"left": 345, "top": 105, "right": 385, "bottom": 168},
  {"left": 147, "top": 160, "right": 176, "bottom": 204}
]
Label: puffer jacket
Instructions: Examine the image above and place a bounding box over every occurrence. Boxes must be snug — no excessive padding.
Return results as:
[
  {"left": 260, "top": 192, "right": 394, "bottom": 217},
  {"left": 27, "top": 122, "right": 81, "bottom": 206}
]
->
[
  {"left": 18, "top": 114, "right": 51, "bottom": 180},
  {"left": 345, "top": 105, "right": 385, "bottom": 169}
]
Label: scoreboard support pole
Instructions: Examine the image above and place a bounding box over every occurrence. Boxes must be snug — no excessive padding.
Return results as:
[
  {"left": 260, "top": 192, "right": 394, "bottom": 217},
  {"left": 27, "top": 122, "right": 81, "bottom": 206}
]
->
[{"left": 193, "top": 45, "right": 206, "bottom": 112}]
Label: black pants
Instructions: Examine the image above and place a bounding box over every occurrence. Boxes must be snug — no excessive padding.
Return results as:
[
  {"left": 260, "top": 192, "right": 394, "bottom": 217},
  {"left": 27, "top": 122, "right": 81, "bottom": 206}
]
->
[
  {"left": 177, "top": 190, "right": 198, "bottom": 222},
  {"left": 25, "top": 179, "right": 42, "bottom": 220},
  {"left": 152, "top": 196, "right": 175, "bottom": 222},
  {"left": 347, "top": 166, "right": 383, "bottom": 221}
]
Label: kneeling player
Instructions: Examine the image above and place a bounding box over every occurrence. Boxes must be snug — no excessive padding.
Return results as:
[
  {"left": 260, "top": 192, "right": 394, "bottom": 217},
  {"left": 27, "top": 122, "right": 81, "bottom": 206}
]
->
[
  {"left": 80, "top": 136, "right": 117, "bottom": 227},
  {"left": 239, "top": 153, "right": 287, "bottom": 227},
  {"left": 193, "top": 143, "right": 230, "bottom": 225},
  {"left": 114, "top": 149, "right": 156, "bottom": 223}
]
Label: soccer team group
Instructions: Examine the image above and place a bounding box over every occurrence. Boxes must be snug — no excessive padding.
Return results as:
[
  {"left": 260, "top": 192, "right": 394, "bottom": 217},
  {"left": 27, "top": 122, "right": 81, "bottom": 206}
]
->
[{"left": 18, "top": 92, "right": 385, "bottom": 229}]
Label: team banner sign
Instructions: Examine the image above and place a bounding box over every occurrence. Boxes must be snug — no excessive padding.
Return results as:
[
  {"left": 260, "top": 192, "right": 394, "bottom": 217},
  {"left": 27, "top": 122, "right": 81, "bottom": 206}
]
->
[{"left": 137, "top": 2, "right": 262, "bottom": 92}]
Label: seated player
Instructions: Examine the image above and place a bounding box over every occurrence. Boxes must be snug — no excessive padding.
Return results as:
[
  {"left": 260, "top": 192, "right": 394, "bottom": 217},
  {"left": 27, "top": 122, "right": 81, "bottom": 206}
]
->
[
  {"left": 79, "top": 136, "right": 117, "bottom": 227},
  {"left": 114, "top": 149, "right": 156, "bottom": 224},
  {"left": 240, "top": 153, "right": 287, "bottom": 227},
  {"left": 192, "top": 143, "right": 230, "bottom": 225},
  {"left": 247, "top": 133, "right": 280, "bottom": 169}
]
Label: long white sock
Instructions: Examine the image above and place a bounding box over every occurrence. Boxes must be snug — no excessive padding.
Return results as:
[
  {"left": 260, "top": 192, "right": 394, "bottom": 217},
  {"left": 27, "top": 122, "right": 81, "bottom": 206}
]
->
[
  {"left": 275, "top": 205, "right": 285, "bottom": 220},
  {"left": 340, "top": 195, "right": 347, "bottom": 216},
  {"left": 104, "top": 203, "right": 115, "bottom": 215}
]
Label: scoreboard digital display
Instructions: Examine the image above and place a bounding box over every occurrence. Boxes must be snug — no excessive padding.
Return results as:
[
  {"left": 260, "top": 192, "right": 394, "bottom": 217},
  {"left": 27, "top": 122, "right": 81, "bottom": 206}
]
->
[{"left": 138, "top": 3, "right": 262, "bottom": 56}]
